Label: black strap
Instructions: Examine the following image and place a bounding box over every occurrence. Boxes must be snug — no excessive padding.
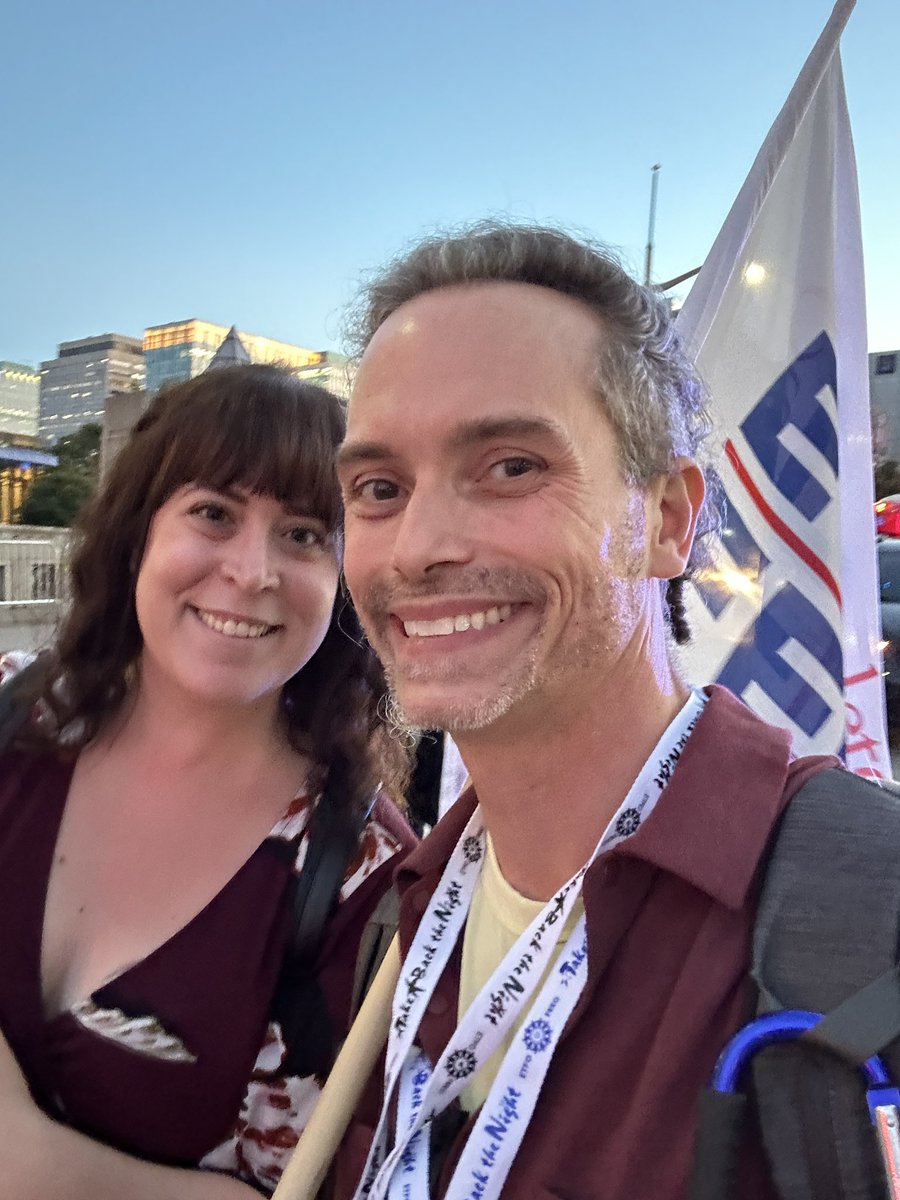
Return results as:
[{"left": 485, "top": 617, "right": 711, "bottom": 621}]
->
[
  {"left": 799, "top": 965, "right": 900, "bottom": 1066},
  {"left": 267, "top": 781, "right": 373, "bottom": 1079},
  {"left": 289, "top": 784, "right": 368, "bottom": 962},
  {"left": 687, "top": 1089, "right": 749, "bottom": 1200}
]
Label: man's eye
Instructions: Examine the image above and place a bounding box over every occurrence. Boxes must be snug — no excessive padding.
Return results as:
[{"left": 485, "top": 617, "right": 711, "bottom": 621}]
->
[
  {"left": 491, "top": 457, "right": 539, "bottom": 479},
  {"left": 356, "top": 478, "right": 400, "bottom": 502}
]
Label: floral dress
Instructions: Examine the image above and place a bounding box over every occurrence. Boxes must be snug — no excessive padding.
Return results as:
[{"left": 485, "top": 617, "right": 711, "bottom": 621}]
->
[{"left": 0, "top": 747, "right": 413, "bottom": 1194}]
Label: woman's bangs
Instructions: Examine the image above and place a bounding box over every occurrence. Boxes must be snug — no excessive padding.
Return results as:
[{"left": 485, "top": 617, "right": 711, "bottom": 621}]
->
[{"left": 157, "top": 375, "right": 343, "bottom": 527}]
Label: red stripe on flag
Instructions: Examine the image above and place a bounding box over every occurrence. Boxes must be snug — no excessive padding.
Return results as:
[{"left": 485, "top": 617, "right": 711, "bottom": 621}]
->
[{"left": 724, "top": 438, "right": 842, "bottom": 609}]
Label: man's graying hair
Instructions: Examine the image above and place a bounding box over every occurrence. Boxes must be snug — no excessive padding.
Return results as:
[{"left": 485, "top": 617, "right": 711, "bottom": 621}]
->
[{"left": 347, "top": 221, "right": 721, "bottom": 643}]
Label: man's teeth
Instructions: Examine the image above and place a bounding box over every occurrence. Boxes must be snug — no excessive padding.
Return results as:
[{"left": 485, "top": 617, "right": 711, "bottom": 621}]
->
[
  {"left": 196, "top": 610, "right": 274, "bottom": 639},
  {"left": 402, "top": 604, "right": 512, "bottom": 639}
]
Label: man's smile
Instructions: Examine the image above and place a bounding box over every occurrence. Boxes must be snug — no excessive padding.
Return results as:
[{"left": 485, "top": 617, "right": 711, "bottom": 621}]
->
[{"left": 399, "top": 604, "right": 514, "bottom": 638}]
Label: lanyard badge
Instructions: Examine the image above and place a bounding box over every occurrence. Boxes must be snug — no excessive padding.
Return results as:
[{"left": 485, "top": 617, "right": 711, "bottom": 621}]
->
[{"left": 355, "top": 690, "right": 707, "bottom": 1200}]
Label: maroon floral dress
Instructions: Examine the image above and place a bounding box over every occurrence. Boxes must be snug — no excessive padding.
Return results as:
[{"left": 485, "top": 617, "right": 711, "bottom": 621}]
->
[{"left": 0, "top": 747, "right": 413, "bottom": 1193}]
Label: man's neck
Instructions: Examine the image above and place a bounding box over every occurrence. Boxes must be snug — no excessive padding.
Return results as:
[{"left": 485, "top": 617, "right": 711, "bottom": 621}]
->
[{"left": 453, "top": 659, "right": 690, "bottom": 902}]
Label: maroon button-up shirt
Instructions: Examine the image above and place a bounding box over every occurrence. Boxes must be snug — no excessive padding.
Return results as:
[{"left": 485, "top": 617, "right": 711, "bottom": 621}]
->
[{"left": 334, "top": 687, "right": 837, "bottom": 1199}]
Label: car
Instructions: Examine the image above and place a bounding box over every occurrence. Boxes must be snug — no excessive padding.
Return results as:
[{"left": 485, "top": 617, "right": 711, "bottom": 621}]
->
[
  {"left": 879, "top": 538, "right": 900, "bottom": 709},
  {"left": 876, "top": 495, "right": 900, "bottom": 537}
]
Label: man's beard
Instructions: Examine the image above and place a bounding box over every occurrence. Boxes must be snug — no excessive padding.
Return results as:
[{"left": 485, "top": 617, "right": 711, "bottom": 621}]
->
[
  {"left": 380, "top": 637, "right": 545, "bottom": 736},
  {"left": 361, "top": 520, "right": 647, "bottom": 738}
]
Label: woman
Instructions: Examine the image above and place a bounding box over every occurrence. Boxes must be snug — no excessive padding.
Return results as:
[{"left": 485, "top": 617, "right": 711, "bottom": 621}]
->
[{"left": 0, "top": 365, "right": 414, "bottom": 1197}]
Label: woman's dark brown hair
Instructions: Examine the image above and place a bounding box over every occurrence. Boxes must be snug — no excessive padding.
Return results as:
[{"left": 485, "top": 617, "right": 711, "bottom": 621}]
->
[{"left": 34, "top": 364, "right": 400, "bottom": 818}]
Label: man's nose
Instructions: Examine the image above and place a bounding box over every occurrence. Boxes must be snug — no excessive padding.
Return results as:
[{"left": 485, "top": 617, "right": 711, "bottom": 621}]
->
[
  {"left": 389, "top": 486, "right": 475, "bottom": 580},
  {"left": 220, "top": 524, "right": 279, "bottom": 592}
]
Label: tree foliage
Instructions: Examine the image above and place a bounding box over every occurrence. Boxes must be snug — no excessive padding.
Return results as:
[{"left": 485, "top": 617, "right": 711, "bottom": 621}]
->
[
  {"left": 18, "top": 466, "right": 96, "bottom": 527},
  {"left": 17, "top": 423, "right": 103, "bottom": 527},
  {"left": 51, "top": 423, "right": 102, "bottom": 478}
]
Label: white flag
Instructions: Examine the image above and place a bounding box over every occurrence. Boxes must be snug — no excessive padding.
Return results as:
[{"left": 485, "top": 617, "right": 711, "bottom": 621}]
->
[{"left": 677, "top": 0, "right": 889, "bottom": 779}]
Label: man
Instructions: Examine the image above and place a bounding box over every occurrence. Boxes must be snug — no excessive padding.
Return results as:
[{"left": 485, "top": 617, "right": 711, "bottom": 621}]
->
[{"left": 333, "top": 223, "right": 835, "bottom": 1199}]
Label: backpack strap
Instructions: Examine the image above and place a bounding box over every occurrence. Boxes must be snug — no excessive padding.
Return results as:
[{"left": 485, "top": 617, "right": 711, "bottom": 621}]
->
[
  {"left": 751, "top": 767, "right": 900, "bottom": 1200},
  {"left": 289, "top": 784, "right": 369, "bottom": 962},
  {"left": 273, "top": 789, "right": 372, "bottom": 1078}
]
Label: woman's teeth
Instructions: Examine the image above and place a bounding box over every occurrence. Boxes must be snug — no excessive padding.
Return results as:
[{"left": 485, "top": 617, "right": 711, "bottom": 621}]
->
[
  {"left": 196, "top": 609, "right": 274, "bottom": 639},
  {"left": 402, "top": 604, "right": 512, "bottom": 639}
]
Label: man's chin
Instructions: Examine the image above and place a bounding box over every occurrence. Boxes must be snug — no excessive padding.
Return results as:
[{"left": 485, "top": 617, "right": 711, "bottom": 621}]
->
[{"left": 386, "top": 686, "right": 517, "bottom": 737}]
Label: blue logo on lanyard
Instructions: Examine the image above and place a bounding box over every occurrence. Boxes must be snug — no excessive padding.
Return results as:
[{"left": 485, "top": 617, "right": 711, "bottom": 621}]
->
[{"left": 523, "top": 1019, "right": 553, "bottom": 1053}]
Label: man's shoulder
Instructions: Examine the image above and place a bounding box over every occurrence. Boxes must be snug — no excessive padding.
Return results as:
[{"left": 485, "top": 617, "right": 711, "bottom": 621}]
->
[{"left": 778, "top": 763, "right": 900, "bottom": 845}]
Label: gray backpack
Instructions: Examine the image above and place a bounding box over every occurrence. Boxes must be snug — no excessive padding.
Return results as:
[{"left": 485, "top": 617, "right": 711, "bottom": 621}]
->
[
  {"left": 687, "top": 767, "right": 900, "bottom": 1198},
  {"left": 749, "top": 767, "right": 900, "bottom": 1199}
]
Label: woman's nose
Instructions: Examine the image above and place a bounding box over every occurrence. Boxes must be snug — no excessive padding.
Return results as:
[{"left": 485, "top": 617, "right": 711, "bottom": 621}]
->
[{"left": 220, "top": 525, "right": 279, "bottom": 592}]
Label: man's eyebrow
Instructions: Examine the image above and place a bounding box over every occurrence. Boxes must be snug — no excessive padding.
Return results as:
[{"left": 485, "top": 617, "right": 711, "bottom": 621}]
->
[
  {"left": 448, "top": 415, "right": 570, "bottom": 451},
  {"left": 337, "top": 416, "right": 572, "bottom": 471},
  {"left": 336, "top": 441, "right": 397, "bottom": 471}
]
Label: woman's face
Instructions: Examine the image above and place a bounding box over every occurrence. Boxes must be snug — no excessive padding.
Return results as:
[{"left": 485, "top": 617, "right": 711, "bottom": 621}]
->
[{"left": 133, "top": 484, "right": 341, "bottom": 714}]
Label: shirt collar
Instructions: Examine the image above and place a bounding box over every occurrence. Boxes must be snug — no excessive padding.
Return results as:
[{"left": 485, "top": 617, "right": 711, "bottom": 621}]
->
[
  {"left": 610, "top": 685, "right": 795, "bottom": 909},
  {"left": 397, "top": 686, "right": 826, "bottom": 911}
]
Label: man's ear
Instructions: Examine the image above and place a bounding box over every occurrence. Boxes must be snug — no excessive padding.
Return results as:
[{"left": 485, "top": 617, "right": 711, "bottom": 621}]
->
[{"left": 646, "top": 458, "right": 706, "bottom": 579}]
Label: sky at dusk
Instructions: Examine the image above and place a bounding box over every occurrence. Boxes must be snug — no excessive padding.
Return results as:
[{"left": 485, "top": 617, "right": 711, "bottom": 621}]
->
[{"left": 2, "top": 0, "right": 898, "bottom": 368}]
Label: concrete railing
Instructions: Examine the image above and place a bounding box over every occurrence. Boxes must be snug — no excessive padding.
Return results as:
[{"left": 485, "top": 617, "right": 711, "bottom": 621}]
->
[
  {"left": 0, "top": 538, "right": 68, "bottom": 604},
  {"left": 0, "top": 525, "right": 70, "bottom": 652}
]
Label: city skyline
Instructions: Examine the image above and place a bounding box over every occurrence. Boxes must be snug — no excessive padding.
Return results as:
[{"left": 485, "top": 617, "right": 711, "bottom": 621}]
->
[{"left": 3, "top": 0, "right": 898, "bottom": 369}]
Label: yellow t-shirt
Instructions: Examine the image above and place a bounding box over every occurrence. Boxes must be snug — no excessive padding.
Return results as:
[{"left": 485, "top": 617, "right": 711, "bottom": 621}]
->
[{"left": 457, "top": 833, "right": 584, "bottom": 1112}]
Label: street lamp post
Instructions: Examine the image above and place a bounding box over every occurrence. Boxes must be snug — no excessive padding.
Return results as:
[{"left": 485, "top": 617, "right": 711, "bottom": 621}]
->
[{"left": 644, "top": 163, "right": 661, "bottom": 286}]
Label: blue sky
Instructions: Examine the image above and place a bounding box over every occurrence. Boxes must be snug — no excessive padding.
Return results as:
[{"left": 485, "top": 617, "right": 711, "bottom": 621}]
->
[{"left": 2, "top": 0, "right": 898, "bottom": 367}]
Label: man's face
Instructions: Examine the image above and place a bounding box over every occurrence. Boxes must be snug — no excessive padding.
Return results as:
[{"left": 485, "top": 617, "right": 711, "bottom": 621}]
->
[{"left": 339, "top": 281, "right": 656, "bottom": 737}]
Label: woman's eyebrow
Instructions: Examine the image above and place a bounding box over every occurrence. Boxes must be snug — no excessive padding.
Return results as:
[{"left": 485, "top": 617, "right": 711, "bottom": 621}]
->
[{"left": 191, "top": 483, "right": 247, "bottom": 503}]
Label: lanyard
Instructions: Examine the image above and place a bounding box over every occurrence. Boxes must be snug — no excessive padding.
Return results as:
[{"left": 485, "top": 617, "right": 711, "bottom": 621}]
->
[{"left": 354, "top": 690, "right": 707, "bottom": 1200}]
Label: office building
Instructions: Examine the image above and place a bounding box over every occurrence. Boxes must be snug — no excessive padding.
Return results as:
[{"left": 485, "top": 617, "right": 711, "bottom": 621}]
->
[
  {"left": 39, "top": 334, "right": 145, "bottom": 444},
  {"left": 870, "top": 350, "right": 900, "bottom": 462},
  {"left": 0, "top": 362, "right": 40, "bottom": 439},
  {"left": 101, "top": 389, "right": 148, "bottom": 479},
  {"left": 143, "top": 319, "right": 331, "bottom": 396}
]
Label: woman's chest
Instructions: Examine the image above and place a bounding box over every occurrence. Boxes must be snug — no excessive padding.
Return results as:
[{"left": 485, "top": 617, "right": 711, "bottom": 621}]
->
[{"left": 39, "top": 764, "right": 304, "bottom": 1018}]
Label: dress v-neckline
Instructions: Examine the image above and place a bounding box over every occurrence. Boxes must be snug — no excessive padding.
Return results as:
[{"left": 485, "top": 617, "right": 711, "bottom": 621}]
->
[{"left": 33, "top": 758, "right": 312, "bottom": 1024}]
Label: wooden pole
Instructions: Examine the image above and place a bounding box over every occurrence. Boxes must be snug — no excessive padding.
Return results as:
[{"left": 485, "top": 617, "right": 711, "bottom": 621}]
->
[{"left": 272, "top": 937, "right": 401, "bottom": 1200}]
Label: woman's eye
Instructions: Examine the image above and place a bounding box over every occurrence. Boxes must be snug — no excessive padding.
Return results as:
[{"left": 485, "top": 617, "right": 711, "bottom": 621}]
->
[
  {"left": 288, "top": 525, "right": 324, "bottom": 548},
  {"left": 191, "top": 502, "right": 229, "bottom": 523}
]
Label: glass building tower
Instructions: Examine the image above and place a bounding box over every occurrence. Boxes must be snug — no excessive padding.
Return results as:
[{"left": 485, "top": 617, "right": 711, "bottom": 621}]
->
[
  {"left": 39, "top": 334, "right": 145, "bottom": 443},
  {"left": 143, "top": 320, "right": 346, "bottom": 397}
]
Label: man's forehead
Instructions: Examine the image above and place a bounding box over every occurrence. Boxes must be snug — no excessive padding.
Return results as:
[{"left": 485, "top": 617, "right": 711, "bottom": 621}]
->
[
  {"left": 349, "top": 282, "right": 604, "bottom": 416},
  {"left": 362, "top": 279, "right": 603, "bottom": 349}
]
